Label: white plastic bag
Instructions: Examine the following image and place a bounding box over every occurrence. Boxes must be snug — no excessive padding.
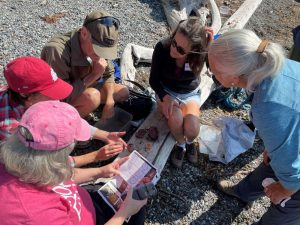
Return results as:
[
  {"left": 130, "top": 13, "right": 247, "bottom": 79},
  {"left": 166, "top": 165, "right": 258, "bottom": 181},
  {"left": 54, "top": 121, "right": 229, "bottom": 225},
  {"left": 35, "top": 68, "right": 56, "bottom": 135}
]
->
[{"left": 199, "top": 117, "right": 256, "bottom": 164}]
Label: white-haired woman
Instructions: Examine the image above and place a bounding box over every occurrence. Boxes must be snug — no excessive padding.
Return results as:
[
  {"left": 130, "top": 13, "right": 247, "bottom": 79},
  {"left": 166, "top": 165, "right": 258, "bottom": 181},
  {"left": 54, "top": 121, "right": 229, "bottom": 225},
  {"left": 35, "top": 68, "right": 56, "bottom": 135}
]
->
[
  {"left": 208, "top": 29, "right": 300, "bottom": 225},
  {"left": 0, "top": 101, "right": 146, "bottom": 225},
  {"left": 149, "top": 17, "right": 212, "bottom": 168}
]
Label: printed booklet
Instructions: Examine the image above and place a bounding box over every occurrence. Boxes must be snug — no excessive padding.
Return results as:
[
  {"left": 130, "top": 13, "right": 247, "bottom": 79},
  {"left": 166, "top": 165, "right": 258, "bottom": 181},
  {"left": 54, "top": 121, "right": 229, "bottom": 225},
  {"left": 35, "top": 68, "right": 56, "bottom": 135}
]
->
[{"left": 98, "top": 150, "right": 160, "bottom": 218}]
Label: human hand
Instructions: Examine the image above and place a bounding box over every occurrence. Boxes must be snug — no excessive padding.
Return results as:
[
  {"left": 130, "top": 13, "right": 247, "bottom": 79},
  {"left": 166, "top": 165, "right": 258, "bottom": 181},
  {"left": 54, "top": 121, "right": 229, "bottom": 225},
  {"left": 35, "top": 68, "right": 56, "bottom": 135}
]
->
[
  {"left": 91, "top": 57, "right": 107, "bottom": 79},
  {"left": 96, "top": 143, "right": 125, "bottom": 161},
  {"left": 100, "top": 157, "right": 129, "bottom": 177},
  {"left": 205, "top": 26, "right": 214, "bottom": 46},
  {"left": 264, "top": 181, "right": 297, "bottom": 205},
  {"left": 106, "top": 131, "right": 127, "bottom": 148},
  {"left": 83, "top": 58, "right": 108, "bottom": 87},
  {"left": 118, "top": 187, "right": 147, "bottom": 217},
  {"left": 162, "top": 95, "right": 179, "bottom": 119}
]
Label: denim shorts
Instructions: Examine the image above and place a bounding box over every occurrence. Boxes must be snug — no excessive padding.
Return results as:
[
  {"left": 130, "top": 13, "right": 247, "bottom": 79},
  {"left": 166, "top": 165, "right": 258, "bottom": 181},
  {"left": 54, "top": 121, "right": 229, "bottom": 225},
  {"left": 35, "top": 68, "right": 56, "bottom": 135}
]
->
[{"left": 159, "top": 84, "right": 202, "bottom": 107}]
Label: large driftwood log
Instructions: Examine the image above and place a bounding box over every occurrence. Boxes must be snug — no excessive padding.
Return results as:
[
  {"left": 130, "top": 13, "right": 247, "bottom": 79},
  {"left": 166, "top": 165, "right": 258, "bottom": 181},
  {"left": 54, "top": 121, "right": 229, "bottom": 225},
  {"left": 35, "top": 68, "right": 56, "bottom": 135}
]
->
[
  {"left": 208, "top": 0, "right": 221, "bottom": 34},
  {"left": 160, "top": 0, "right": 209, "bottom": 30},
  {"left": 120, "top": 44, "right": 136, "bottom": 84},
  {"left": 160, "top": 0, "right": 221, "bottom": 33},
  {"left": 218, "top": 0, "right": 263, "bottom": 34},
  {"left": 120, "top": 43, "right": 153, "bottom": 86}
]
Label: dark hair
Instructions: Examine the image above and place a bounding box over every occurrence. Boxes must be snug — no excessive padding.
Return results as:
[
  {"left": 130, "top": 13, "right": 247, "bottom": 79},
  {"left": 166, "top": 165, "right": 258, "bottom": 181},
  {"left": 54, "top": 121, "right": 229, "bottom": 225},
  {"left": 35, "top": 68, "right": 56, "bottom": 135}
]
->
[
  {"left": 171, "top": 17, "right": 208, "bottom": 75},
  {"left": 7, "top": 89, "right": 38, "bottom": 106},
  {"left": 8, "top": 89, "right": 28, "bottom": 105}
]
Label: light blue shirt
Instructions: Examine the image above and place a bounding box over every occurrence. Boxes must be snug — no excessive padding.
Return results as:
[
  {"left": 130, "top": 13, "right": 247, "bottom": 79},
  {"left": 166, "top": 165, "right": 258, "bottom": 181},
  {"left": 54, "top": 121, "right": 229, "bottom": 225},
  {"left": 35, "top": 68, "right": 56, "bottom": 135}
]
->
[{"left": 251, "top": 59, "right": 300, "bottom": 190}]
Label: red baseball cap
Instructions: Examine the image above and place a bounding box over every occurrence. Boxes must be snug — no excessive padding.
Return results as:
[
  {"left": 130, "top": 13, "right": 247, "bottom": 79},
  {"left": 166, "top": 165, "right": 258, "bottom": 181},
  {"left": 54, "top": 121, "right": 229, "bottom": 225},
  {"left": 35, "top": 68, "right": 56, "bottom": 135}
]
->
[
  {"left": 4, "top": 56, "right": 72, "bottom": 100},
  {"left": 17, "top": 101, "right": 91, "bottom": 151}
]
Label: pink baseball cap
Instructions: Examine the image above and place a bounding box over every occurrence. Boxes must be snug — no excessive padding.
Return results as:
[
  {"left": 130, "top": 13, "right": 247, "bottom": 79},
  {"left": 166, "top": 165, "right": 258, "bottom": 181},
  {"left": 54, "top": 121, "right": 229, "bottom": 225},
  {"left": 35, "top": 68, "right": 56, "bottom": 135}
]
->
[
  {"left": 17, "top": 101, "right": 91, "bottom": 151},
  {"left": 4, "top": 56, "right": 73, "bottom": 100}
]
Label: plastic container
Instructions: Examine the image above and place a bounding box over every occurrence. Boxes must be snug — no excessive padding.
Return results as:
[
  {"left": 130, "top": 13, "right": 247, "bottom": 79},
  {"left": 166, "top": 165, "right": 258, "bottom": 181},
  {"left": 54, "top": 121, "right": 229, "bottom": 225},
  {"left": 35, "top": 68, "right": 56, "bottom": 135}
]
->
[
  {"left": 220, "top": 6, "right": 230, "bottom": 16},
  {"left": 262, "top": 178, "right": 291, "bottom": 207},
  {"left": 94, "top": 107, "right": 133, "bottom": 132}
]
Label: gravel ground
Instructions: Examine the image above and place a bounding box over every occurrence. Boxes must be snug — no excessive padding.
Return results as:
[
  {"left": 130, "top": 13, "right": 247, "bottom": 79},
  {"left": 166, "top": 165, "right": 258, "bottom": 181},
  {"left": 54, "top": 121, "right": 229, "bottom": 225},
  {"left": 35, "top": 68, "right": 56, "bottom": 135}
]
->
[{"left": 0, "top": 0, "right": 299, "bottom": 224}]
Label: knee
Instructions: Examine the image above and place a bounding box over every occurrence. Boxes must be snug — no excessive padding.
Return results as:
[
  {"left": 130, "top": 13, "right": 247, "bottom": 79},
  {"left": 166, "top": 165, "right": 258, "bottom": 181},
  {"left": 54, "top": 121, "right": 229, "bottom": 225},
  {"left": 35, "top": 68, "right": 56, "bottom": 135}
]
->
[
  {"left": 184, "top": 115, "right": 200, "bottom": 138},
  {"left": 115, "top": 86, "right": 129, "bottom": 102},
  {"left": 84, "top": 88, "right": 101, "bottom": 109}
]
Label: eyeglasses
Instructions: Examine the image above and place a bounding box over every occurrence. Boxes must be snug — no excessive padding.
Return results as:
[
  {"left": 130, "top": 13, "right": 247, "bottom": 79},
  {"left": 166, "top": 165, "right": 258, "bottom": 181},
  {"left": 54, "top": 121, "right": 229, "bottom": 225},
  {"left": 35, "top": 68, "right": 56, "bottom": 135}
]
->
[
  {"left": 171, "top": 39, "right": 207, "bottom": 55},
  {"left": 84, "top": 16, "right": 120, "bottom": 30}
]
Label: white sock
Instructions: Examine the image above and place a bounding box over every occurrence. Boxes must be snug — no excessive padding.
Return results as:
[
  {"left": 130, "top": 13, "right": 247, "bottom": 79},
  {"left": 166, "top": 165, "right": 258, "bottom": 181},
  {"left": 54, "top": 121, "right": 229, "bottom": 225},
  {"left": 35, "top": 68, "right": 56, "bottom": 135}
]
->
[
  {"left": 176, "top": 143, "right": 186, "bottom": 149},
  {"left": 186, "top": 140, "right": 194, "bottom": 145}
]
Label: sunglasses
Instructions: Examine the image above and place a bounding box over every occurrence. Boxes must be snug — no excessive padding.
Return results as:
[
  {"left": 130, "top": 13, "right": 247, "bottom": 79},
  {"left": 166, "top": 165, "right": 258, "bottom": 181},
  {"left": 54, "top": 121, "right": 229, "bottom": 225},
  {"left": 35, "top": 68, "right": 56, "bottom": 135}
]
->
[
  {"left": 171, "top": 38, "right": 208, "bottom": 55},
  {"left": 171, "top": 39, "right": 187, "bottom": 55},
  {"left": 84, "top": 16, "right": 120, "bottom": 30}
]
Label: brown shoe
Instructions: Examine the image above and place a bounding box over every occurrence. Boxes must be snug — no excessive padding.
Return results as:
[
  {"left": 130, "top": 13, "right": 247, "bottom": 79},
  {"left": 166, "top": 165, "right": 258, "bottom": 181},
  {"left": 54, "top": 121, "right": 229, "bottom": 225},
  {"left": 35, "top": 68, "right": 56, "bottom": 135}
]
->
[
  {"left": 186, "top": 142, "right": 199, "bottom": 164},
  {"left": 170, "top": 145, "right": 185, "bottom": 168}
]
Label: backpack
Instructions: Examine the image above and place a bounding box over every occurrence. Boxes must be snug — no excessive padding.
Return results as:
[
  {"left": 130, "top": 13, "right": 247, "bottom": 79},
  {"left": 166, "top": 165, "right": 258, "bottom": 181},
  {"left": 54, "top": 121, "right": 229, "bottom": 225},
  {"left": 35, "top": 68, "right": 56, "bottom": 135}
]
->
[{"left": 210, "top": 78, "right": 252, "bottom": 110}]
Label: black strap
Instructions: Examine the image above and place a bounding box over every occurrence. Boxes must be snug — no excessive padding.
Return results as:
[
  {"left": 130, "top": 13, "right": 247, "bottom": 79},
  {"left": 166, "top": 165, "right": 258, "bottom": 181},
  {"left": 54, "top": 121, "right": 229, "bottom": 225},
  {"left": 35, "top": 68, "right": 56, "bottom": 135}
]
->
[
  {"left": 124, "top": 79, "right": 146, "bottom": 92},
  {"left": 124, "top": 79, "right": 156, "bottom": 102}
]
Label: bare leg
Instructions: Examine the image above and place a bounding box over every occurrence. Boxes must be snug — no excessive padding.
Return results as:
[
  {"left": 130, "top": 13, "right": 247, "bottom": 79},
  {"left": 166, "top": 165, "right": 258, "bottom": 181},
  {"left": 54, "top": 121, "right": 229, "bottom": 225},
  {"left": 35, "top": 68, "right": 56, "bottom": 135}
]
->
[
  {"left": 168, "top": 105, "right": 185, "bottom": 144},
  {"left": 181, "top": 101, "right": 200, "bottom": 142},
  {"left": 71, "top": 87, "right": 101, "bottom": 118},
  {"left": 157, "top": 99, "right": 185, "bottom": 144},
  {"left": 100, "top": 83, "right": 129, "bottom": 103}
]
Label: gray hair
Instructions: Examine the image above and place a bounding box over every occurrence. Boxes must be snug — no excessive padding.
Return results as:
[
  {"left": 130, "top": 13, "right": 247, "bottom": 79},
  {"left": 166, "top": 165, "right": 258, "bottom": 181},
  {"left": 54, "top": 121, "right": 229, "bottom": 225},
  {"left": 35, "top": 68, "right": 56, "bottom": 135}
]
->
[
  {"left": 0, "top": 134, "right": 75, "bottom": 186},
  {"left": 208, "top": 29, "right": 285, "bottom": 90}
]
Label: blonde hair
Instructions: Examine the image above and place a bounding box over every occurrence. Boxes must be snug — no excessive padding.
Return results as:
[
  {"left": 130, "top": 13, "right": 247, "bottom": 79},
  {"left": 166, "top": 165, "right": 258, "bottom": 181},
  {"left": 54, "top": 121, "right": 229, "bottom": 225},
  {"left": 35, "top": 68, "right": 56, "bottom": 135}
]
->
[
  {"left": 0, "top": 135, "right": 74, "bottom": 186},
  {"left": 208, "top": 29, "right": 285, "bottom": 90},
  {"left": 171, "top": 17, "right": 209, "bottom": 75}
]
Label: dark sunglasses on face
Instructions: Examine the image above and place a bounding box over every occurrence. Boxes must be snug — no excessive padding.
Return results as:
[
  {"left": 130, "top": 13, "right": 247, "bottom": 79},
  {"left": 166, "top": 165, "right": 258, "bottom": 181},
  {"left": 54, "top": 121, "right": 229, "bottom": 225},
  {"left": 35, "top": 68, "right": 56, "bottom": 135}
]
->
[
  {"left": 171, "top": 38, "right": 187, "bottom": 55},
  {"left": 84, "top": 16, "right": 120, "bottom": 30},
  {"left": 171, "top": 38, "right": 208, "bottom": 55}
]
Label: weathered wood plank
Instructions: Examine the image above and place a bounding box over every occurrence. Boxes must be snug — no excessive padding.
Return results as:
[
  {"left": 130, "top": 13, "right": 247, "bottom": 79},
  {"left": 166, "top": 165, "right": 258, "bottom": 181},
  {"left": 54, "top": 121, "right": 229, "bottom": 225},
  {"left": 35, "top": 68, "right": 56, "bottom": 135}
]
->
[
  {"left": 116, "top": 109, "right": 171, "bottom": 164},
  {"left": 219, "top": 0, "right": 263, "bottom": 34},
  {"left": 153, "top": 133, "right": 175, "bottom": 174}
]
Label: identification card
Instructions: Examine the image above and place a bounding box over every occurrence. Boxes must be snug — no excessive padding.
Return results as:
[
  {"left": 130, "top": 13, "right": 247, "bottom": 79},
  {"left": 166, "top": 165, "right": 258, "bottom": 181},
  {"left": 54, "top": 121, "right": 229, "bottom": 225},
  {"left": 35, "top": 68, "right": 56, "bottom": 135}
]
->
[{"left": 184, "top": 63, "right": 192, "bottom": 71}]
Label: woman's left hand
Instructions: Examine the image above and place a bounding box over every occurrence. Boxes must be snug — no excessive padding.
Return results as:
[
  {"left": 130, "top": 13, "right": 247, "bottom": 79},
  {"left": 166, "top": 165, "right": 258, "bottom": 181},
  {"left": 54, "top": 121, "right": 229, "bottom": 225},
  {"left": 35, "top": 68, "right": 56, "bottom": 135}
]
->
[
  {"left": 264, "top": 181, "right": 297, "bottom": 205},
  {"left": 106, "top": 131, "right": 127, "bottom": 148},
  {"left": 100, "top": 157, "right": 129, "bottom": 178},
  {"left": 95, "top": 143, "right": 125, "bottom": 161}
]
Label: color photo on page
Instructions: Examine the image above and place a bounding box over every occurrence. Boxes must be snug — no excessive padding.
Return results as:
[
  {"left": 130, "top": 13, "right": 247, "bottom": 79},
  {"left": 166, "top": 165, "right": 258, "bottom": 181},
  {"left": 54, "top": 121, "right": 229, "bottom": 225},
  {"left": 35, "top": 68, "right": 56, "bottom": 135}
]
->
[{"left": 98, "top": 151, "right": 160, "bottom": 218}]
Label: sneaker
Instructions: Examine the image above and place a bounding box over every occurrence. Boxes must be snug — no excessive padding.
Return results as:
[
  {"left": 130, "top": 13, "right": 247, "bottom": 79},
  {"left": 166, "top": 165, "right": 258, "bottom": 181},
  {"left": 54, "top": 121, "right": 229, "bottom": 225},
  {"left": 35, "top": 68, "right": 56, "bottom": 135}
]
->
[
  {"left": 170, "top": 145, "right": 185, "bottom": 168},
  {"left": 186, "top": 142, "right": 199, "bottom": 164}
]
